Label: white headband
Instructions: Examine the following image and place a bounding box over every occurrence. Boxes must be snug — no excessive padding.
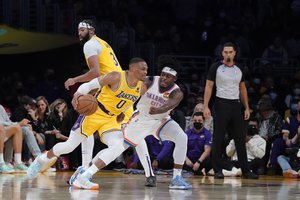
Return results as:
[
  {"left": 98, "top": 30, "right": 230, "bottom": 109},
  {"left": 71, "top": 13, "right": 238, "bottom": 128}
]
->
[
  {"left": 162, "top": 67, "right": 177, "bottom": 76},
  {"left": 78, "top": 22, "right": 94, "bottom": 29}
]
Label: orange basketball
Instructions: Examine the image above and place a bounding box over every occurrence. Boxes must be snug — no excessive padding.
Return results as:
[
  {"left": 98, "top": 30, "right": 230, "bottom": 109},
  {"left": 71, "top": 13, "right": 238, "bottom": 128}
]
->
[{"left": 75, "top": 94, "right": 98, "bottom": 116}]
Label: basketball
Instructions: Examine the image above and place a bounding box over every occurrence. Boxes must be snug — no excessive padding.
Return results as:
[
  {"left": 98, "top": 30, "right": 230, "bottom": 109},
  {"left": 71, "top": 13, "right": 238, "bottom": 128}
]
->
[{"left": 75, "top": 94, "right": 98, "bottom": 116}]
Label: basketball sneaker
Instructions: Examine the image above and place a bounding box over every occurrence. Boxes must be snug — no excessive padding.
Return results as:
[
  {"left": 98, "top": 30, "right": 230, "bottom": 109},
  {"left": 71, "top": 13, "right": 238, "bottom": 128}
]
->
[
  {"left": 145, "top": 176, "right": 156, "bottom": 187},
  {"left": 0, "top": 163, "right": 15, "bottom": 174},
  {"left": 169, "top": 175, "right": 192, "bottom": 190},
  {"left": 27, "top": 155, "right": 42, "bottom": 179},
  {"left": 27, "top": 152, "right": 57, "bottom": 179},
  {"left": 68, "top": 166, "right": 86, "bottom": 186},
  {"left": 73, "top": 172, "right": 99, "bottom": 190}
]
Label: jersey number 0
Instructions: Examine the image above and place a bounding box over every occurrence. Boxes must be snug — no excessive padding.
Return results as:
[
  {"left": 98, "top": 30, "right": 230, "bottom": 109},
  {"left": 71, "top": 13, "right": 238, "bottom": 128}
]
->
[{"left": 116, "top": 100, "right": 126, "bottom": 109}]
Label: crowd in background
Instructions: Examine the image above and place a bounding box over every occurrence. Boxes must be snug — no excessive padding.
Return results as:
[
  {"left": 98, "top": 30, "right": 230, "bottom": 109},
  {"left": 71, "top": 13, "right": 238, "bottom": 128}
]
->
[{"left": 1, "top": 0, "right": 300, "bottom": 177}]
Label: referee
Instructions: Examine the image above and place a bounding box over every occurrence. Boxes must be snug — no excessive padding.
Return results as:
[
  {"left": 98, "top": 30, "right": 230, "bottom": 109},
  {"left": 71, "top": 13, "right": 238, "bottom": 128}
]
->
[{"left": 203, "top": 42, "right": 258, "bottom": 179}]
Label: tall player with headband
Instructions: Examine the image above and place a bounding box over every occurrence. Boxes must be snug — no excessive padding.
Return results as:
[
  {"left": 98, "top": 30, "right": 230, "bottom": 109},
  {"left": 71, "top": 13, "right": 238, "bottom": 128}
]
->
[
  {"left": 71, "top": 65, "right": 192, "bottom": 190},
  {"left": 64, "top": 19, "right": 139, "bottom": 183}
]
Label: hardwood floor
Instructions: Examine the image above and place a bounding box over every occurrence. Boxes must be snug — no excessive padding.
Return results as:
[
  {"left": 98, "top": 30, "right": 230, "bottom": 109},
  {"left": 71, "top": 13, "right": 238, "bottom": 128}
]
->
[{"left": 0, "top": 171, "right": 299, "bottom": 200}]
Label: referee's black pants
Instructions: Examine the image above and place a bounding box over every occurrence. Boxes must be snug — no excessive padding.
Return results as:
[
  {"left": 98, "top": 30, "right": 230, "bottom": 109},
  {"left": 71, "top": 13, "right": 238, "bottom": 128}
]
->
[{"left": 212, "top": 97, "right": 250, "bottom": 174}]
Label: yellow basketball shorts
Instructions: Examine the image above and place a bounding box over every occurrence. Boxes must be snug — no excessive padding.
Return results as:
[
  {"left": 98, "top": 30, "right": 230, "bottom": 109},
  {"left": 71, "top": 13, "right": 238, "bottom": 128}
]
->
[{"left": 71, "top": 108, "right": 121, "bottom": 138}]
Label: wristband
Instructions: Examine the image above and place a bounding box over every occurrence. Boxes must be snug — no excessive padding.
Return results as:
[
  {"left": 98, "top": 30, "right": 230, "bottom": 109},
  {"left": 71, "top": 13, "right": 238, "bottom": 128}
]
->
[{"left": 196, "top": 160, "right": 202, "bottom": 164}]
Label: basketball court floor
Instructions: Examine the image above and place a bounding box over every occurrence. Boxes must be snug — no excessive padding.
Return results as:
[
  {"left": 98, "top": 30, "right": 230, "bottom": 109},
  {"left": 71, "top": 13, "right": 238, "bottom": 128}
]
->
[{"left": 0, "top": 171, "right": 299, "bottom": 200}]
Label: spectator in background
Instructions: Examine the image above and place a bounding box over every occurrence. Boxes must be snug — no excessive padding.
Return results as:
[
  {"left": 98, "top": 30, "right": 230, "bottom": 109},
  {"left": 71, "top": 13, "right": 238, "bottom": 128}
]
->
[
  {"left": 184, "top": 112, "right": 212, "bottom": 175},
  {"left": 261, "top": 36, "right": 288, "bottom": 66},
  {"left": 277, "top": 135, "right": 300, "bottom": 178},
  {"left": 8, "top": 95, "right": 42, "bottom": 163},
  {"left": 271, "top": 101, "right": 300, "bottom": 178},
  {"left": 225, "top": 116, "right": 266, "bottom": 175},
  {"left": 131, "top": 135, "right": 174, "bottom": 170},
  {"left": 256, "top": 97, "right": 283, "bottom": 175},
  {"left": 185, "top": 102, "right": 213, "bottom": 133},
  {"left": 48, "top": 98, "right": 69, "bottom": 170},
  {"left": 47, "top": 98, "right": 69, "bottom": 149},
  {"left": 284, "top": 82, "right": 300, "bottom": 116},
  {"left": 0, "top": 105, "right": 29, "bottom": 173}
]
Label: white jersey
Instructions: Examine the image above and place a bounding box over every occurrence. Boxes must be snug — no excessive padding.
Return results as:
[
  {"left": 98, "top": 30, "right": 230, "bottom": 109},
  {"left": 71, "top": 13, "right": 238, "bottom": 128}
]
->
[{"left": 136, "top": 76, "right": 179, "bottom": 120}]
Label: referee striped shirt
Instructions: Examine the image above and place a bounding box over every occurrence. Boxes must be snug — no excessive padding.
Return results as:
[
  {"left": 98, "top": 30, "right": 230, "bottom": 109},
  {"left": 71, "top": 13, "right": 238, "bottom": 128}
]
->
[{"left": 207, "top": 62, "right": 245, "bottom": 100}]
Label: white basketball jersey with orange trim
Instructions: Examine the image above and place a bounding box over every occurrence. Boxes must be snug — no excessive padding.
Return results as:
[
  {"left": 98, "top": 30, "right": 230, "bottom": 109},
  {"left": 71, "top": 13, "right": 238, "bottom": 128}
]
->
[{"left": 136, "top": 76, "right": 179, "bottom": 120}]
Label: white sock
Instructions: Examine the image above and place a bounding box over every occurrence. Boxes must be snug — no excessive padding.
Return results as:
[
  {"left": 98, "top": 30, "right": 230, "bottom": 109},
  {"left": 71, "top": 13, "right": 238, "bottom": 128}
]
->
[
  {"left": 14, "top": 153, "right": 22, "bottom": 164},
  {"left": 0, "top": 153, "right": 4, "bottom": 164},
  {"left": 173, "top": 168, "right": 182, "bottom": 178},
  {"left": 84, "top": 164, "right": 99, "bottom": 176}
]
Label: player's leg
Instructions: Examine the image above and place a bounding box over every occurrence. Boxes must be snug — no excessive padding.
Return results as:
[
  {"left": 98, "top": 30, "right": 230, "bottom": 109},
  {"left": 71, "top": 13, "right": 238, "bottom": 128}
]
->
[
  {"left": 158, "top": 119, "right": 192, "bottom": 190},
  {"left": 0, "top": 125, "right": 14, "bottom": 173},
  {"left": 81, "top": 135, "right": 94, "bottom": 167},
  {"left": 135, "top": 139, "right": 156, "bottom": 187},
  {"left": 4, "top": 124, "right": 28, "bottom": 172},
  {"left": 73, "top": 130, "right": 128, "bottom": 189},
  {"left": 124, "top": 115, "right": 156, "bottom": 186},
  {"left": 27, "top": 128, "right": 86, "bottom": 179}
]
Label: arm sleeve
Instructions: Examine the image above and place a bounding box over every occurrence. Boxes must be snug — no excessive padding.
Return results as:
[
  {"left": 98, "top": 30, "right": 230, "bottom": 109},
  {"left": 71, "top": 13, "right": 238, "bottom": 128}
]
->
[
  {"left": 83, "top": 39, "right": 102, "bottom": 58},
  {"left": 77, "top": 78, "right": 101, "bottom": 94}
]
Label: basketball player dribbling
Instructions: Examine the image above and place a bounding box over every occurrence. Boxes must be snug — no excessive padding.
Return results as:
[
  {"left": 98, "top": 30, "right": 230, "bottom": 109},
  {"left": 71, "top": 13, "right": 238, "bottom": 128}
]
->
[{"left": 27, "top": 58, "right": 156, "bottom": 189}]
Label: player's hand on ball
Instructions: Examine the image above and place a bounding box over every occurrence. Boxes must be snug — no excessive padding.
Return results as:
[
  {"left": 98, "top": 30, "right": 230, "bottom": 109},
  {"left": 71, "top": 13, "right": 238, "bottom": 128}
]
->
[
  {"left": 72, "top": 92, "right": 83, "bottom": 109},
  {"left": 116, "top": 112, "right": 125, "bottom": 123}
]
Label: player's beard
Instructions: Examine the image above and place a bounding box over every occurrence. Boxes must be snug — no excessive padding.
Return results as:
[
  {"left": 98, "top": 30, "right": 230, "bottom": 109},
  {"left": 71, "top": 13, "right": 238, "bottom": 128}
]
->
[{"left": 80, "top": 33, "right": 90, "bottom": 46}]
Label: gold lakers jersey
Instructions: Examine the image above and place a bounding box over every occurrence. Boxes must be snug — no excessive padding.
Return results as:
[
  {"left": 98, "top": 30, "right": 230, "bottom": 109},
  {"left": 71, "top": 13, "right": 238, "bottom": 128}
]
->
[
  {"left": 96, "top": 71, "right": 142, "bottom": 116},
  {"left": 85, "top": 36, "right": 122, "bottom": 75}
]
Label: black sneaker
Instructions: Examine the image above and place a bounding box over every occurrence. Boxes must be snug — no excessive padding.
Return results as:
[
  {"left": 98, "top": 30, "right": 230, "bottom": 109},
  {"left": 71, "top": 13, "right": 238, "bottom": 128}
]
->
[
  {"left": 145, "top": 176, "right": 156, "bottom": 187},
  {"left": 242, "top": 172, "right": 259, "bottom": 179},
  {"left": 214, "top": 172, "right": 224, "bottom": 179}
]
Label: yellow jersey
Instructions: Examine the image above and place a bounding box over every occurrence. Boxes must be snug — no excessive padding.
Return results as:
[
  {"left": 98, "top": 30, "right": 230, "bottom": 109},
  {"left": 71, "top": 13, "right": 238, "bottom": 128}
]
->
[
  {"left": 85, "top": 36, "right": 122, "bottom": 75},
  {"left": 96, "top": 71, "right": 142, "bottom": 116}
]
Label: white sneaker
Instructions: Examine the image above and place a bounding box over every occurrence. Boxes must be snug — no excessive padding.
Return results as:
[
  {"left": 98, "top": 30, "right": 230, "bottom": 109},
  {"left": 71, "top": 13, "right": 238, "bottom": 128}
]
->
[
  {"left": 39, "top": 153, "right": 58, "bottom": 173},
  {"left": 231, "top": 167, "right": 242, "bottom": 177},
  {"left": 73, "top": 172, "right": 99, "bottom": 190},
  {"left": 222, "top": 169, "right": 233, "bottom": 176}
]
